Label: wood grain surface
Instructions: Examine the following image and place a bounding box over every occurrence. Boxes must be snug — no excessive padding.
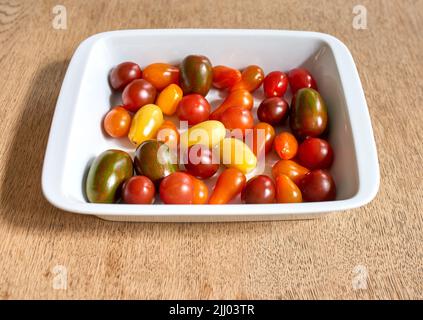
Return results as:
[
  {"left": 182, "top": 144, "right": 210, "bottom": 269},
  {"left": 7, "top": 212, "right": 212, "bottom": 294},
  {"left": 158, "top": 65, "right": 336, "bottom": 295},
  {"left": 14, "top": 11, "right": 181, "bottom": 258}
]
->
[{"left": 0, "top": 0, "right": 422, "bottom": 299}]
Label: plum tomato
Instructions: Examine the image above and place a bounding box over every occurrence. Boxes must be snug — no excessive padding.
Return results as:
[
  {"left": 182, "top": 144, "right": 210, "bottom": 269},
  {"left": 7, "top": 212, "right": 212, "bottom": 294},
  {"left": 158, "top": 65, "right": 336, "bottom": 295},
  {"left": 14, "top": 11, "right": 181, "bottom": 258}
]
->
[
  {"left": 288, "top": 68, "right": 318, "bottom": 94},
  {"left": 180, "top": 55, "right": 213, "bottom": 96},
  {"left": 122, "top": 176, "right": 156, "bottom": 204},
  {"left": 275, "top": 175, "right": 302, "bottom": 203},
  {"left": 156, "top": 120, "right": 179, "bottom": 147},
  {"left": 241, "top": 175, "right": 275, "bottom": 204},
  {"left": 273, "top": 132, "right": 298, "bottom": 160},
  {"left": 271, "top": 159, "right": 310, "bottom": 185},
  {"left": 210, "top": 89, "right": 254, "bottom": 121},
  {"left": 185, "top": 145, "right": 219, "bottom": 179},
  {"left": 208, "top": 168, "right": 246, "bottom": 204},
  {"left": 231, "top": 65, "right": 264, "bottom": 92},
  {"left": 176, "top": 94, "right": 211, "bottom": 125},
  {"left": 159, "top": 172, "right": 194, "bottom": 204},
  {"left": 220, "top": 106, "right": 254, "bottom": 136},
  {"left": 297, "top": 138, "right": 334, "bottom": 169},
  {"left": 188, "top": 174, "right": 209, "bottom": 204},
  {"left": 299, "top": 169, "right": 336, "bottom": 202},
  {"left": 122, "top": 79, "right": 157, "bottom": 112},
  {"left": 251, "top": 122, "right": 276, "bottom": 156},
  {"left": 263, "top": 71, "right": 288, "bottom": 98},
  {"left": 103, "top": 106, "right": 131, "bottom": 138},
  {"left": 142, "top": 63, "right": 179, "bottom": 91},
  {"left": 109, "top": 62, "right": 142, "bottom": 91},
  {"left": 257, "top": 97, "right": 289, "bottom": 125},
  {"left": 212, "top": 65, "right": 242, "bottom": 89}
]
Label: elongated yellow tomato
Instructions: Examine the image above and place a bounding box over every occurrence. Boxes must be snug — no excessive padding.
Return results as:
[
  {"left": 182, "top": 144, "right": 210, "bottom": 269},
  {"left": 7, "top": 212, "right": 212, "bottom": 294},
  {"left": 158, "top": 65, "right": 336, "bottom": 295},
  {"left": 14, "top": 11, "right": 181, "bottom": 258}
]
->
[
  {"left": 220, "top": 138, "right": 257, "bottom": 174},
  {"left": 180, "top": 120, "right": 226, "bottom": 148},
  {"left": 156, "top": 84, "right": 183, "bottom": 115},
  {"left": 128, "top": 104, "right": 163, "bottom": 146}
]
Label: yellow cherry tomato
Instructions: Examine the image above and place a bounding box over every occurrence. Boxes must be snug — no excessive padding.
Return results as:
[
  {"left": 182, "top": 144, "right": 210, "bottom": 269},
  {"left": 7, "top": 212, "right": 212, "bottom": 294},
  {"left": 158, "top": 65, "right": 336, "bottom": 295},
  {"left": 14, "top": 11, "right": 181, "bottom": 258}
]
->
[
  {"left": 180, "top": 120, "right": 226, "bottom": 148},
  {"left": 156, "top": 84, "right": 183, "bottom": 116},
  {"left": 220, "top": 137, "right": 257, "bottom": 174},
  {"left": 128, "top": 104, "right": 163, "bottom": 146}
]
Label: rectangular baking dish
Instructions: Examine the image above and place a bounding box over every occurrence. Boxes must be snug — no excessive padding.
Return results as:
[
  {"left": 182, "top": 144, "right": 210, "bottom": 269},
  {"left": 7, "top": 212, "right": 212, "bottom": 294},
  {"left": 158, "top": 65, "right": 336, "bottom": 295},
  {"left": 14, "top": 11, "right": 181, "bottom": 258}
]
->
[{"left": 41, "top": 29, "right": 379, "bottom": 222}]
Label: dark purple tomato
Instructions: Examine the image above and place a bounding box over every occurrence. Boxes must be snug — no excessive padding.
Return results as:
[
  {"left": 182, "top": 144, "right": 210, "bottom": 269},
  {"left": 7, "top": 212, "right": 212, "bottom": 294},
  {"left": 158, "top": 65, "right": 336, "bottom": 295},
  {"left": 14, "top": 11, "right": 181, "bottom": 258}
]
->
[
  {"left": 299, "top": 170, "right": 336, "bottom": 202},
  {"left": 297, "top": 138, "right": 334, "bottom": 169},
  {"left": 122, "top": 79, "right": 156, "bottom": 112},
  {"left": 257, "top": 97, "right": 289, "bottom": 125},
  {"left": 185, "top": 145, "right": 219, "bottom": 179},
  {"left": 241, "top": 175, "right": 276, "bottom": 204},
  {"left": 109, "top": 62, "right": 142, "bottom": 91},
  {"left": 122, "top": 176, "right": 155, "bottom": 204}
]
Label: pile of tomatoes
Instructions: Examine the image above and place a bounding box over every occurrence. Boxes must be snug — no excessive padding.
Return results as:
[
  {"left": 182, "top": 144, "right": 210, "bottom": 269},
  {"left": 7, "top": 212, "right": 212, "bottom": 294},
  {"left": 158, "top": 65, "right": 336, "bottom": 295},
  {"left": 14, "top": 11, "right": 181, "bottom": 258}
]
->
[{"left": 85, "top": 54, "right": 336, "bottom": 205}]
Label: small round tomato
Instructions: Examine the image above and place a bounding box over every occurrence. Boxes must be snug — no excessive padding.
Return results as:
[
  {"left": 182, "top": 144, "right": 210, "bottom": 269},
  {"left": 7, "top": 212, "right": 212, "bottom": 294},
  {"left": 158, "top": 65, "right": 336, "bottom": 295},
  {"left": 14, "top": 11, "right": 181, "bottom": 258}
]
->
[
  {"left": 299, "top": 170, "right": 336, "bottom": 202},
  {"left": 231, "top": 65, "right": 264, "bottom": 92},
  {"left": 257, "top": 97, "right": 289, "bottom": 125},
  {"left": 251, "top": 122, "right": 276, "bottom": 156},
  {"left": 122, "top": 79, "right": 156, "bottom": 112},
  {"left": 142, "top": 63, "right": 180, "bottom": 91},
  {"left": 188, "top": 175, "right": 209, "bottom": 204},
  {"left": 275, "top": 175, "right": 302, "bottom": 203},
  {"left": 176, "top": 94, "right": 211, "bottom": 125},
  {"left": 273, "top": 132, "right": 298, "bottom": 160},
  {"left": 220, "top": 106, "right": 254, "bottom": 136},
  {"left": 103, "top": 106, "right": 131, "bottom": 138},
  {"left": 156, "top": 120, "right": 179, "bottom": 147},
  {"left": 297, "top": 138, "right": 334, "bottom": 169},
  {"left": 241, "top": 175, "right": 275, "bottom": 204},
  {"left": 109, "top": 62, "right": 142, "bottom": 91},
  {"left": 212, "top": 65, "right": 242, "bottom": 89},
  {"left": 272, "top": 160, "right": 310, "bottom": 185},
  {"left": 288, "top": 68, "right": 318, "bottom": 94},
  {"left": 263, "top": 71, "right": 288, "bottom": 98},
  {"left": 122, "top": 176, "right": 155, "bottom": 204},
  {"left": 185, "top": 145, "right": 219, "bottom": 179},
  {"left": 159, "top": 172, "right": 194, "bottom": 204}
]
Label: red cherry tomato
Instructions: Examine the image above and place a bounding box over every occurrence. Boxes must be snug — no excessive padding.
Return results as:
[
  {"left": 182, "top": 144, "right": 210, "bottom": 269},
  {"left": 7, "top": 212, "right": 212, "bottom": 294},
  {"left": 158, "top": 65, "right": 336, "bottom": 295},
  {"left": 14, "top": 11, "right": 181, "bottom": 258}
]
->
[
  {"left": 122, "top": 176, "right": 155, "bottom": 204},
  {"left": 299, "top": 170, "right": 336, "bottom": 202},
  {"left": 209, "top": 168, "right": 246, "bottom": 204},
  {"left": 159, "top": 172, "right": 194, "bottom": 204},
  {"left": 185, "top": 145, "right": 219, "bottom": 179},
  {"left": 257, "top": 97, "right": 289, "bottom": 125},
  {"left": 273, "top": 132, "right": 298, "bottom": 160},
  {"left": 263, "top": 71, "right": 288, "bottom": 98},
  {"left": 176, "top": 94, "right": 211, "bottom": 125},
  {"left": 122, "top": 79, "right": 156, "bottom": 112},
  {"left": 109, "top": 62, "right": 142, "bottom": 91},
  {"left": 103, "top": 106, "right": 132, "bottom": 138},
  {"left": 230, "top": 65, "right": 264, "bottom": 92},
  {"left": 288, "top": 68, "right": 318, "bottom": 94},
  {"left": 297, "top": 138, "right": 334, "bottom": 169},
  {"left": 251, "top": 122, "right": 276, "bottom": 156},
  {"left": 220, "top": 106, "right": 254, "bottom": 136},
  {"left": 241, "top": 175, "right": 275, "bottom": 204},
  {"left": 212, "top": 65, "right": 242, "bottom": 89}
]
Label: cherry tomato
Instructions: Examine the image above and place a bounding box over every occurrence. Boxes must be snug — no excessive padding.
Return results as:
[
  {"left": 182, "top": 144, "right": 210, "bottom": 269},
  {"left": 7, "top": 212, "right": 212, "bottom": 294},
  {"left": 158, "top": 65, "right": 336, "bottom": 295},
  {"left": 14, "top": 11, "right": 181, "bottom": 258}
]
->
[
  {"left": 263, "top": 71, "right": 288, "bottom": 98},
  {"left": 142, "top": 63, "right": 179, "bottom": 91},
  {"left": 231, "top": 65, "right": 264, "bottom": 92},
  {"left": 176, "top": 94, "right": 211, "bottom": 125},
  {"left": 212, "top": 65, "right": 242, "bottom": 89},
  {"left": 251, "top": 122, "right": 276, "bottom": 156},
  {"left": 159, "top": 172, "right": 194, "bottom": 204},
  {"left": 210, "top": 89, "right": 253, "bottom": 120},
  {"left": 272, "top": 160, "right": 310, "bottom": 185},
  {"left": 209, "top": 168, "right": 246, "bottom": 204},
  {"left": 275, "top": 175, "right": 302, "bottom": 203},
  {"left": 122, "top": 176, "right": 155, "bottom": 204},
  {"left": 241, "top": 175, "right": 275, "bottom": 204},
  {"left": 273, "top": 132, "right": 298, "bottom": 160},
  {"left": 109, "top": 62, "right": 142, "bottom": 91},
  {"left": 257, "top": 97, "right": 289, "bottom": 125},
  {"left": 185, "top": 145, "right": 219, "bottom": 179},
  {"left": 103, "top": 106, "right": 132, "bottom": 138},
  {"left": 188, "top": 174, "right": 209, "bottom": 204},
  {"left": 288, "top": 68, "right": 318, "bottom": 94},
  {"left": 122, "top": 79, "right": 157, "bottom": 112},
  {"left": 299, "top": 170, "right": 336, "bottom": 202},
  {"left": 156, "top": 84, "right": 183, "bottom": 116},
  {"left": 156, "top": 120, "right": 179, "bottom": 147},
  {"left": 297, "top": 138, "right": 334, "bottom": 170},
  {"left": 220, "top": 106, "right": 254, "bottom": 136}
]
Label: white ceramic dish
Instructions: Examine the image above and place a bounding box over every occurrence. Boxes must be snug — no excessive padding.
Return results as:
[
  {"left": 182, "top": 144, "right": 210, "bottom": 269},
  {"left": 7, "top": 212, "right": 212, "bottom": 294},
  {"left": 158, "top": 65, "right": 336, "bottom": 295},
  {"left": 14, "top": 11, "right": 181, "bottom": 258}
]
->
[{"left": 42, "top": 29, "right": 379, "bottom": 222}]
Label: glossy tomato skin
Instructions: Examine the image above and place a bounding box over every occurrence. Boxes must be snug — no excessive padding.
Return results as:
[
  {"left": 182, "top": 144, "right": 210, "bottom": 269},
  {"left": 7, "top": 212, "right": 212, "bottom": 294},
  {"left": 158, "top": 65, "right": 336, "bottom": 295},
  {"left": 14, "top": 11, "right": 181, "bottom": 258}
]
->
[
  {"left": 220, "top": 106, "right": 254, "bottom": 136},
  {"left": 241, "top": 175, "right": 275, "bottom": 204},
  {"left": 297, "top": 138, "right": 334, "bottom": 169},
  {"left": 288, "top": 68, "right": 318, "bottom": 94},
  {"left": 122, "top": 176, "right": 155, "bottom": 204},
  {"left": 122, "top": 79, "right": 157, "bottom": 112},
  {"left": 273, "top": 132, "right": 298, "bottom": 160},
  {"left": 109, "top": 62, "right": 142, "bottom": 91},
  {"left": 275, "top": 175, "right": 302, "bottom": 203},
  {"left": 231, "top": 65, "right": 264, "bottom": 92},
  {"left": 271, "top": 160, "right": 310, "bottom": 185},
  {"left": 263, "top": 71, "right": 288, "bottom": 98},
  {"left": 212, "top": 66, "right": 242, "bottom": 89},
  {"left": 299, "top": 170, "right": 336, "bottom": 202},
  {"left": 103, "top": 106, "right": 131, "bottom": 138},
  {"left": 209, "top": 168, "right": 246, "bottom": 204},
  {"left": 257, "top": 97, "right": 289, "bottom": 125},
  {"left": 185, "top": 145, "right": 219, "bottom": 179},
  {"left": 187, "top": 174, "right": 209, "bottom": 204},
  {"left": 142, "top": 63, "right": 179, "bottom": 91},
  {"left": 251, "top": 122, "right": 276, "bottom": 156},
  {"left": 159, "top": 172, "right": 194, "bottom": 204},
  {"left": 176, "top": 94, "right": 211, "bottom": 125},
  {"left": 210, "top": 89, "right": 254, "bottom": 120},
  {"left": 180, "top": 55, "right": 213, "bottom": 96}
]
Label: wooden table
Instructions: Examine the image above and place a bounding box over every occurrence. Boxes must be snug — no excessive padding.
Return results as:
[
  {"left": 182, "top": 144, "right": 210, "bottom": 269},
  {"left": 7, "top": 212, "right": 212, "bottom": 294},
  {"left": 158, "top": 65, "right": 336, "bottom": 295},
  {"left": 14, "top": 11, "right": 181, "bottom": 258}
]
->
[{"left": 0, "top": 0, "right": 422, "bottom": 299}]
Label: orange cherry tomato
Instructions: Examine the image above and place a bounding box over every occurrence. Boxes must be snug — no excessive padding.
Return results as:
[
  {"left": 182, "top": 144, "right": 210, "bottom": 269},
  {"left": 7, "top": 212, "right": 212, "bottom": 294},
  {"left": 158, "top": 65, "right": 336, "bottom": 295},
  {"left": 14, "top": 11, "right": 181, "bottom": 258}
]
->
[
  {"left": 209, "top": 89, "right": 254, "bottom": 120},
  {"left": 230, "top": 65, "right": 264, "bottom": 93},
  {"left": 103, "top": 106, "right": 131, "bottom": 138},
  {"left": 212, "top": 65, "right": 242, "bottom": 89},
  {"left": 251, "top": 122, "right": 276, "bottom": 156},
  {"left": 156, "top": 84, "right": 183, "bottom": 116},
  {"left": 187, "top": 174, "right": 209, "bottom": 204},
  {"left": 142, "top": 63, "right": 179, "bottom": 91},
  {"left": 156, "top": 120, "right": 179, "bottom": 146},
  {"left": 220, "top": 106, "right": 254, "bottom": 136},
  {"left": 275, "top": 174, "right": 302, "bottom": 203},
  {"left": 271, "top": 160, "right": 310, "bottom": 185},
  {"left": 208, "top": 168, "right": 246, "bottom": 204},
  {"left": 273, "top": 132, "right": 298, "bottom": 160}
]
